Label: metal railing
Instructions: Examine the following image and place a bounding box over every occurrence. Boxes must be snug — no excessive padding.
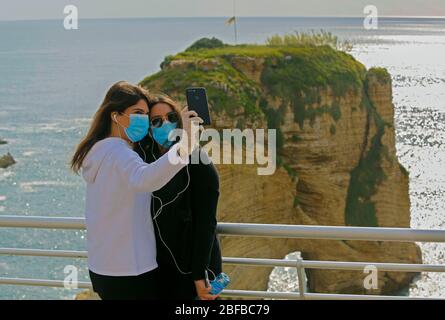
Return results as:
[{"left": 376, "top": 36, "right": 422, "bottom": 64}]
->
[{"left": 1, "top": 215, "right": 445, "bottom": 300}]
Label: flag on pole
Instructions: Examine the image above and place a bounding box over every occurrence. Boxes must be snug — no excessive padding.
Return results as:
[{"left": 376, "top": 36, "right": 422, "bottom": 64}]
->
[{"left": 225, "top": 16, "right": 236, "bottom": 25}]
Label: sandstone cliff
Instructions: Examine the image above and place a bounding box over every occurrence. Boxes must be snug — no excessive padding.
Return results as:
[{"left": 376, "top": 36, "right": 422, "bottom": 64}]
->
[{"left": 139, "top": 41, "right": 421, "bottom": 295}]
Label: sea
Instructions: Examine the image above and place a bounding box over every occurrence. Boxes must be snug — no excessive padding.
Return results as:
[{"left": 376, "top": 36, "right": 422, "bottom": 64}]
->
[{"left": 0, "top": 16, "right": 444, "bottom": 299}]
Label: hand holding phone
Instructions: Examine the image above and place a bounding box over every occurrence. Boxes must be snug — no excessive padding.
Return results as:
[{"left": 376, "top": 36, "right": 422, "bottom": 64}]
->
[{"left": 186, "top": 87, "right": 211, "bottom": 125}]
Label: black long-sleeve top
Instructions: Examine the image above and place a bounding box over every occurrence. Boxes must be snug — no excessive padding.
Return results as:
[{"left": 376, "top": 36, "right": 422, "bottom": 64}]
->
[{"left": 150, "top": 148, "right": 222, "bottom": 281}]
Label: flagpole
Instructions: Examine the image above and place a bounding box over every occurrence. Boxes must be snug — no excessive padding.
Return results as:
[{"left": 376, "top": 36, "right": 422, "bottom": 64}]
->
[{"left": 233, "top": 0, "right": 238, "bottom": 44}]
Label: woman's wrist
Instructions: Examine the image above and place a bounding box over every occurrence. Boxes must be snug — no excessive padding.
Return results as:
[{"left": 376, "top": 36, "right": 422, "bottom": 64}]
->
[{"left": 176, "top": 142, "right": 188, "bottom": 159}]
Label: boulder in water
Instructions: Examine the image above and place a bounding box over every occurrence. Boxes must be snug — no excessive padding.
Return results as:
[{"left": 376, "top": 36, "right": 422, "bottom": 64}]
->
[{"left": 0, "top": 152, "right": 16, "bottom": 169}]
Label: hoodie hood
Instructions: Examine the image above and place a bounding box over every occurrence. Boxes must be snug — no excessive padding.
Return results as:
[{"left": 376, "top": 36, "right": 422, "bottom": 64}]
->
[{"left": 81, "top": 137, "right": 130, "bottom": 184}]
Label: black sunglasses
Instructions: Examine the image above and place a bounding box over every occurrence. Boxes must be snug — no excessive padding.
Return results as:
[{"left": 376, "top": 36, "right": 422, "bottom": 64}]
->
[{"left": 150, "top": 111, "right": 179, "bottom": 128}]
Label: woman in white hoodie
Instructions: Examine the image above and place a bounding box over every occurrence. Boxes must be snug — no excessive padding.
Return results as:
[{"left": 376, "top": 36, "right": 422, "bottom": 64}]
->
[{"left": 70, "top": 81, "right": 202, "bottom": 300}]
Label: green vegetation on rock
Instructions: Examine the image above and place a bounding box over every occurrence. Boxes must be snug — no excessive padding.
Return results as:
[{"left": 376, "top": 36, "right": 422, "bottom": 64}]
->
[
  {"left": 293, "top": 196, "right": 300, "bottom": 208},
  {"left": 141, "top": 37, "right": 366, "bottom": 131},
  {"left": 367, "top": 67, "right": 392, "bottom": 86},
  {"left": 141, "top": 49, "right": 262, "bottom": 117},
  {"left": 344, "top": 74, "right": 392, "bottom": 227},
  {"left": 260, "top": 46, "right": 365, "bottom": 129},
  {"left": 185, "top": 37, "right": 226, "bottom": 51},
  {"left": 283, "top": 163, "right": 298, "bottom": 182},
  {"left": 266, "top": 30, "right": 353, "bottom": 52}
]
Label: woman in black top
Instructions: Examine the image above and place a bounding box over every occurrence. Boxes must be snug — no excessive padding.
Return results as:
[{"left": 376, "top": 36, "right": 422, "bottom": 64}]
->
[{"left": 136, "top": 94, "right": 222, "bottom": 300}]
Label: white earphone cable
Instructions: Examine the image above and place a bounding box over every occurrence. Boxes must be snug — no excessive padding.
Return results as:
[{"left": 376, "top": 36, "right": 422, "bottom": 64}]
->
[
  {"left": 150, "top": 138, "right": 191, "bottom": 274},
  {"left": 148, "top": 133, "right": 215, "bottom": 279}
]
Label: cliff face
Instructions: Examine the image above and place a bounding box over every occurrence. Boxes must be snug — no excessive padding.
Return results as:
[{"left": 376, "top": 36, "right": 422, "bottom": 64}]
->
[{"left": 140, "top": 44, "right": 421, "bottom": 295}]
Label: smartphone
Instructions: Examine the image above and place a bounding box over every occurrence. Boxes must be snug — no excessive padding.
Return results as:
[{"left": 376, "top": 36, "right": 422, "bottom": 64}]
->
[{"left": 186, "top": 87, "right": 211, "bottom": 125}]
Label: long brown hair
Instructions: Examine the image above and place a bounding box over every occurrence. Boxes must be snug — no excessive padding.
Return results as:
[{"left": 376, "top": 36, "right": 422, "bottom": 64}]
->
[
  {"left": 135, "top": 93, "right": 184, "bottom": 163},
  {"left": 148, "top": 94, "right": 183, "bottom": 129},
  {"left": 70, "top": 81, "right": 151, "bottom": 174}
]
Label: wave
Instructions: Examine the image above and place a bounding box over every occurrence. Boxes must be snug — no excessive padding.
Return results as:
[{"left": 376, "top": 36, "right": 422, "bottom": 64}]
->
[
  {"left": 375, "top": 35, "right": 445, "bottom": 45},
  {"left": 22, "top": 151, "right": 37, "bottom": 157},
  {"left": 0, "top": 126, "right": 16, "bottom": 132},
  {"left": 393, "top": 75, "right": 445, "bottom": 88},
  {"left": 19, "top": 180, "right": 75, "bottom": 193},
  {"left": 395, "top": 105, "right": 445, "bottom": 147},
  {"left": 0, "top": 118, "right": 91, "bottom": 135},
  {"left": 0, "top": 171, "right": 14, "bottom": 182},
  {"left": 0, "top": 196, "right": 6, "bottom": 201},
  {"left": 23, "top": 118, "right": 91, "bottom": 134}
]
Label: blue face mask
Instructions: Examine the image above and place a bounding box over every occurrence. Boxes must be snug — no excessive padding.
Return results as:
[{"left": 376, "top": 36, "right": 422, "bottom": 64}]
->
[
  {"left": 116, "top": 113, "right": 149, "bottom": 143},
  {"left": 151, "top": 122, "right": 178, "bottom": 149}
]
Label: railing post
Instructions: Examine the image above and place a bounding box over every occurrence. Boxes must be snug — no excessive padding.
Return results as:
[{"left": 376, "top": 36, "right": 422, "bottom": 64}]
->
[{"left": 296, "top": 257, "right": 306, "bottom": 299}]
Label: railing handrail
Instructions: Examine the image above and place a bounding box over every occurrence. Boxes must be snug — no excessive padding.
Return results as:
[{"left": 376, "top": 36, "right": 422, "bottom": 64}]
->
[
  {"left": 1, "top": 215, "right": 445, "bottom": 242},
  {"left": 0, "top": 277, "right": 432, "bottom": 300},
  {"left": 2, "top": 248, "right": 445, "bottom": 273},
  {"left": 1, "top": 215, "right": 445, "bottom": 300}
]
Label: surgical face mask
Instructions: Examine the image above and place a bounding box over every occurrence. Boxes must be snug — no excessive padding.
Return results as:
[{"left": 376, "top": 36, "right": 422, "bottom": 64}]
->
[
  {"left": 115, "top": 113, "right": 149, "bottom": 143},
  {"left": 151, "top": 121, "right": 177, "bottom": 149}
]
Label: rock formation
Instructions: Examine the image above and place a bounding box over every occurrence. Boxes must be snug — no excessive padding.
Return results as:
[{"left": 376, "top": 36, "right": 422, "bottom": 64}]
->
[
  {"left": 0, "top": 152, "right": 15, "bottom": 169},
  {"left": 136, "top": 42, "right": 422, "bottom": 296}
]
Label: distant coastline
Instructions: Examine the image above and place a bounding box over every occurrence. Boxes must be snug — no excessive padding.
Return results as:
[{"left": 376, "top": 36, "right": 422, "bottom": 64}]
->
[{"left": 1, "top": 15, "right": 445, "bottom": 23}]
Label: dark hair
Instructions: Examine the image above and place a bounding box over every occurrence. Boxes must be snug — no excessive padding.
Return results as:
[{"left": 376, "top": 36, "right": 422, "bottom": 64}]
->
[
  {"left": 136, "top": 93, "right": 184, "bottom": 163},
  {"left": 70, "top": 81, "right": 151, "bottom": 174}
]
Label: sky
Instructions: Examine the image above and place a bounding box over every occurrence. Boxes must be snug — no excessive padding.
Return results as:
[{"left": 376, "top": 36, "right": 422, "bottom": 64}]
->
[{"left": 0, "top": 0, "right": 445, "bottom": 21}]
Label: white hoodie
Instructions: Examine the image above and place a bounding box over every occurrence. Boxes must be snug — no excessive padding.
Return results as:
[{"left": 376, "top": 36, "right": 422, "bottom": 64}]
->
[{"left": 81, "top": 137, "right": 188, "bottom": 276}]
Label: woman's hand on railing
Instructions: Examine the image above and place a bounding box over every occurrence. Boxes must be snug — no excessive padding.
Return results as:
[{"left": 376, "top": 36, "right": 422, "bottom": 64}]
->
[{"left": 194, "top": 279, "right": 220, "bottom": 300}]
